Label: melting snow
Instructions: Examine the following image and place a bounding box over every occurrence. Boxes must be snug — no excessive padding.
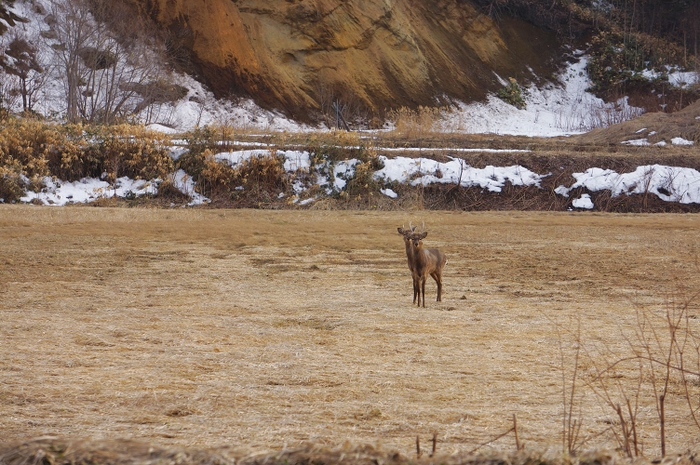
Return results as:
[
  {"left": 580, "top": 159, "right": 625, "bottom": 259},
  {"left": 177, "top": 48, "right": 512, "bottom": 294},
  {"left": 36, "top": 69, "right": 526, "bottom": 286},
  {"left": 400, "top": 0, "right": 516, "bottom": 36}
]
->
[
  {"left": 11, "top": 150, "right": 700, "bottom": 210},
  {"left": 572, "top": 194, "right": 594, "bottom": 210},
  {"left": 672, "top": 137, "right": 695, "bottom": 146},
  {"left": 564, "top": 165, "right": 700, "bottom": 204},
  {"left": 381, "top": 188, "right": 398, "bottom": 199},
  {"left": 642, "top": 67, "right": 700, "bottom": 88},
  {"left": 440, "top": 54, "right": 645, "bottom": 136},
  {"left": 20, "top": 176, "right": 157, "bottom": 205},
  {"left": 621, "top": 138, "right": 651, "bottom": 146},
  {"left": 19, "top": 170, "right": 208, "bottom": 207},
  {"left": 374, "top": 156, "right": 545, "bottom": 193}
]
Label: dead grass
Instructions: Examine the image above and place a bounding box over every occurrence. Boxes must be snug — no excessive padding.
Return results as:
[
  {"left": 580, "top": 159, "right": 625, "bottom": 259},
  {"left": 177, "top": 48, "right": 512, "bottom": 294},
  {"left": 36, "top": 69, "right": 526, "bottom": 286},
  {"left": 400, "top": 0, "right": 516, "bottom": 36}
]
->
[
  {"left": 4, "top": 437, "right": 700, "bottom": 465},
  {"left": 577, "top": 99, "right": 700, "bottom": 147},
  {"left": 4, "top": 437, "right": 681, "bottom": 465},
  {"left": 2, "top": 207, "right": 700, "bottom": 456}
]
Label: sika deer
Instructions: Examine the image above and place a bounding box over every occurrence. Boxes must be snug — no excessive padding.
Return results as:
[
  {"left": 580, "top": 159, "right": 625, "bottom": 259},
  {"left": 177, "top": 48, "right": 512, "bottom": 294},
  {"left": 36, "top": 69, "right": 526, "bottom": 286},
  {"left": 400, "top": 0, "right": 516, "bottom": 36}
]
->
[
  {"left": 398, "top": 223, "right": 447, "bottom": 307},
  {"left": 397, "top": 224, "right": 419, "bottom": 304}
]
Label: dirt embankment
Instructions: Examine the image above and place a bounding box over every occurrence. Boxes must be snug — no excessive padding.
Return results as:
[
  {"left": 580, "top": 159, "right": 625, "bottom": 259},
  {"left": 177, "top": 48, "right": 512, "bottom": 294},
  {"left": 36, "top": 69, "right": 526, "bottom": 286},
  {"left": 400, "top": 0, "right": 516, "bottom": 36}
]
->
[{"left": 132, "top": 0, "right": 560, "bottom": 120}]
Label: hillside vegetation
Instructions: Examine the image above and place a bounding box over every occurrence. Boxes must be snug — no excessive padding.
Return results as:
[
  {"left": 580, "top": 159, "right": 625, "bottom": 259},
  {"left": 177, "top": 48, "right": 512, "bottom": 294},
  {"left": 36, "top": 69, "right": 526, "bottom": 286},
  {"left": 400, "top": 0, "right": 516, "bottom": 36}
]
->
[{"left": 0, "top": 0, "right": 698, "bottom": 211}]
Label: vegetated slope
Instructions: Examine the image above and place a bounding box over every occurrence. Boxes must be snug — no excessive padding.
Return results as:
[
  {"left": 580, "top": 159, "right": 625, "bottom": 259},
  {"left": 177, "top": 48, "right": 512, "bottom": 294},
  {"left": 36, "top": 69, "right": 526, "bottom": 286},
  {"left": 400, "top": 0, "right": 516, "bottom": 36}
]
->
[
  {"left": 575, "top": 99, "right": 700, "bottom": 146},
  {"left": 127, "top": 0, "right": 561, "bottom": 121}
]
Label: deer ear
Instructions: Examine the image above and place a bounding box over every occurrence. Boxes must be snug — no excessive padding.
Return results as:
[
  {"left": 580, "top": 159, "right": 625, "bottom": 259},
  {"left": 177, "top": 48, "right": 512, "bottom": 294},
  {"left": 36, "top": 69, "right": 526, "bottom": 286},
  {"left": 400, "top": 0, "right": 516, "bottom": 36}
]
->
[
  {"left": 397, "top": 228, "right": 405, "bottom": 235},
  {"left": 419, "top": 232, "right": 428, "bottom": 239}
]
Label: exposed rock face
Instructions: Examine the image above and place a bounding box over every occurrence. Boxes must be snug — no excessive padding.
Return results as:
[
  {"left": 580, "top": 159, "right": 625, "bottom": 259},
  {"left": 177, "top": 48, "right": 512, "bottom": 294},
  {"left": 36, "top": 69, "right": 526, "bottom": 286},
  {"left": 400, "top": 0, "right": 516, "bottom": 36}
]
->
[{"left": 139, "top": 0, "right": 560, "bottom": 121}]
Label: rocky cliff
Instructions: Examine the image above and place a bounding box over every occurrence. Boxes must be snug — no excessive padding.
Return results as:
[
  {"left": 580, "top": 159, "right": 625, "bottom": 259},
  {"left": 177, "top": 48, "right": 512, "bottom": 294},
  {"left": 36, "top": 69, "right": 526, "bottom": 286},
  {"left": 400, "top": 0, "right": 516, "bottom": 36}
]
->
[{"left": 136, "top": 0, "right": 561, "bottom": 122}]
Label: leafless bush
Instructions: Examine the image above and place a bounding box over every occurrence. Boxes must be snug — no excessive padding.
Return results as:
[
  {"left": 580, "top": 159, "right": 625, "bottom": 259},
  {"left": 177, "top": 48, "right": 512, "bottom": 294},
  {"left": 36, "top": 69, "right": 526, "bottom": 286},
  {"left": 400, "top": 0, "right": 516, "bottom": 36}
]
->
[
  {"left": 1, "top": 33, "right": 48, "bottom": 113},
  {"left": 44, "top": 0, "right": 175, "bottom": 124},
  {"left": 573, "top": 285, "right": 700, "bottom": 457}
]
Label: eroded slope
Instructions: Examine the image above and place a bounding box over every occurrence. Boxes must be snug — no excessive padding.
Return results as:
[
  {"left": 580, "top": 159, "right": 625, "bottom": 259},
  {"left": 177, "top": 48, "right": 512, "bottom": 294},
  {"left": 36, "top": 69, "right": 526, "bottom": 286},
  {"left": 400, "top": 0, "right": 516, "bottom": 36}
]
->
[{"left": 136, "top": 0, "right": 560, "bottom": 119}]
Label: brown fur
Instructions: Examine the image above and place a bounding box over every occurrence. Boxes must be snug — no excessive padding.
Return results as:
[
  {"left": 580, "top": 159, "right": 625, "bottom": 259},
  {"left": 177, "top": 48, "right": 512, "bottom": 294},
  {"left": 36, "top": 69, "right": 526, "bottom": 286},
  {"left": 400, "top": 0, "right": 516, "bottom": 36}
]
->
[{"left": 398, "top": 225, "right": 447, "bottom": 307}]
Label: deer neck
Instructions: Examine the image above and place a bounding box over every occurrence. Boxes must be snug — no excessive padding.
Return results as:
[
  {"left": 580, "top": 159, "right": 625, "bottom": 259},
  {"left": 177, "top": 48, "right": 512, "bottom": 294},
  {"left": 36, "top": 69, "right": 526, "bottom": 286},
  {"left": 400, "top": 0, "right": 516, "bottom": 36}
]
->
[
  {"left": 413, "top": 244, "right": 429, "bottom": 269},
  {"left": 404, "top": 239, "right": 414, "bottom": 261}
]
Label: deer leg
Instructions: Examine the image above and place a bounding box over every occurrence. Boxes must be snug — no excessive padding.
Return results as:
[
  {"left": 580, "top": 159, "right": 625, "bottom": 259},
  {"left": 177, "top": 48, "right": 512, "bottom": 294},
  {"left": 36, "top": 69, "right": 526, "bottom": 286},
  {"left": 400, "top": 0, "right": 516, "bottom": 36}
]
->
[
  {"left": 431, "top": 271, "right": 442, "bottom": 301},
  {"left": 421, "top": 277, "right": 427, "bottom": 308},
  {"left": 412, "top": 275, "right": 419, "bottom": 305}
]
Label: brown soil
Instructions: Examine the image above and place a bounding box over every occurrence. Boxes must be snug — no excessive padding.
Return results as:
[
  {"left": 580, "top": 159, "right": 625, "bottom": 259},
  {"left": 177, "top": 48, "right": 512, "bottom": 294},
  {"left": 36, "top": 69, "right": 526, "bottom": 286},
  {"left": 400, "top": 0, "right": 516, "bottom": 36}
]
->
[
  {"left": 134, "top": 0, "right": 561, "bottom": 119},
  {"left": 3, "top": 207, "right": 700, "bottom": 456}
]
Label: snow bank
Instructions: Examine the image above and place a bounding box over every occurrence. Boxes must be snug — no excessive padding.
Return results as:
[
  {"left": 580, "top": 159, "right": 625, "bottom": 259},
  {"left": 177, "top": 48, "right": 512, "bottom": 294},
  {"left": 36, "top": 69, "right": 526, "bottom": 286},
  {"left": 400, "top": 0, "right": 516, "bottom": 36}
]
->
[
  {"left": 11, "top": 148, "right": 700, "bottom": 209},
  {"left": 20, "top": 176, "right": 157, "bottom": 206},
  {"left": 558, "top": 165, "right": 700, "bottom": 205},
  {"left": 18, "top": 170, "right": 208, "bottom": 207},
  {"left": 374, "top": 156, "right": 545, "bottom": 193},
  {"left": 440, "top": 54, "right": 645, "bottom": 137}
]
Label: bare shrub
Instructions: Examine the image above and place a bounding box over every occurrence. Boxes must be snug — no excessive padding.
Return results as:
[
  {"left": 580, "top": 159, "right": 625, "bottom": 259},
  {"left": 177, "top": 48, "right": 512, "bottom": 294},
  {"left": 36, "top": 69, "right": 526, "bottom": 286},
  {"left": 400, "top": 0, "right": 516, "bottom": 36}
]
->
[
  {"left": 197, "top": 149, "right": 235, "bottom": 196},
  {"left": 155, "top": 177, "right": 190, "bottom": 203},
  {"left": 47, "top": 123, "right": 101, "bottom": 180},
  {"left": 45, "top": 0, "right": 174, "bottom": 124},
  {"left": 314, "top": 81, "right": 370, "bottom": 130},
  {"left": 0, "top": 117, "right": 55, "bottom": 179},
  {"left": 228, "top": 151, "right": 288, "bottom": 206},
  {"left": 578, "top": 285, "right": 700, "bottom": 457},
  {"left": 0, "top": 117, "right": 173, "bottom": 188},
  {"left": 388, "top": 106, "right": 443, "bottom": 138},
  {"left": 0, "top": 170, "right": 25, "bottom": 202},
  {"left": 91, "top": 124, "right": 173, "bottom": 183}
]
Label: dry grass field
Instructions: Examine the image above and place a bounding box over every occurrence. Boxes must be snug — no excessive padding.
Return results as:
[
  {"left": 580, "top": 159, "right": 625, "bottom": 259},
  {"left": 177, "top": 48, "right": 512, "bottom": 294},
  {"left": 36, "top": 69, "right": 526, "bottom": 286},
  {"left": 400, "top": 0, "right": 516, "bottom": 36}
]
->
[{"left": 3, "top": 205, "right": 700, "bottom": 458}]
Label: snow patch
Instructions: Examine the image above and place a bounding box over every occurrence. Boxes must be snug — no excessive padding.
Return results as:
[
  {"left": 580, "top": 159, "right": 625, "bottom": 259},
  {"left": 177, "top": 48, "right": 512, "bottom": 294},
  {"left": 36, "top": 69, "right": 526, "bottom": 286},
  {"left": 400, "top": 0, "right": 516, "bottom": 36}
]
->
[
  {"left": 381, "top": 188, "right": 398, "bottom": 199},
  {"left": 621, "top": 138, "right": 650, "bottom": 146},
  {"left": 440, "top": 54, "right": 644, "bottom": 137},
  {"left": 671, "top": 137, "right": 694, "bottom": 146},
  {"left": 20, "top": 176, "right": 157, "bottom": 206},
  {"left": 572, "top": 194, "right": 594, "bottom": 210},
  {"left": 373, "top": 156, "right": 545, "bottom": 193},
  {"left": 570, "top": 165, "right": 700, "bottom": 204},
  {"left": 17, "top": 169, "right": 208, "bottom": 206},
  {"left": 642, "top": 67, "right": 700, "bottom": 89}
]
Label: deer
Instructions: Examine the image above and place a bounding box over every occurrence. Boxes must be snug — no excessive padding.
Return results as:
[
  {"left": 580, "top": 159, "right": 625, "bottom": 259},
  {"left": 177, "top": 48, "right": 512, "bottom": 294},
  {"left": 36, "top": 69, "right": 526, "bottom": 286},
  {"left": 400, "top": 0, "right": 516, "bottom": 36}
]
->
[
  {"left": 397, "top": 222, "right": 447, "bottom": 307},
  {"left": 397, "top": 224, "right": 419, "bottom": 304}
]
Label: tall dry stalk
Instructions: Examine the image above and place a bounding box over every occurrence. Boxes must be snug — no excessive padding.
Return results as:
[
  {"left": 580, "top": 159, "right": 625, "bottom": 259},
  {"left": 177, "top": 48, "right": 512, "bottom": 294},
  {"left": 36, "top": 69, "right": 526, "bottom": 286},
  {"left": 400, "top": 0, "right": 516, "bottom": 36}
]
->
[
  {"left": 582, "top": 285, "right": 700, "bottom": 457},
  {"left": 558, "top": 322, "right": 584, "bottom": 455}
]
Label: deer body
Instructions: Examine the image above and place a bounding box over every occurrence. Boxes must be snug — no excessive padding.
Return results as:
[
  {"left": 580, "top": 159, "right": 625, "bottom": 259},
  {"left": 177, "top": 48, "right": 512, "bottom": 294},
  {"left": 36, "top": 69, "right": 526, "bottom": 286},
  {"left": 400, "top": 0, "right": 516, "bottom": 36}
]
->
[{"left": 398, "top": 226, "right": 447, "bottom": 307}]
